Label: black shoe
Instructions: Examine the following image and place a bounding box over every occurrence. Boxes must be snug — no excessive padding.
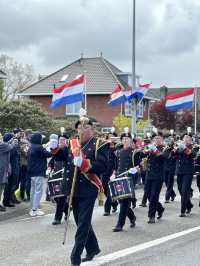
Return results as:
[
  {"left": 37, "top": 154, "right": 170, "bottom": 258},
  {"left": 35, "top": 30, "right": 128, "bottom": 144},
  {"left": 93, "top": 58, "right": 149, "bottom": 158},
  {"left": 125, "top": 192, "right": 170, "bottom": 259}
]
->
[
  {"left": 157, "top": 208, "right": 165, "bottom": 219},
  {"left": 112, "top": 226, "right": 123, "bottom": 232},
  {"left": 139, "top": 203, "right": 147, "bottom": 207},
  {"left": 103, "top": 212, "right": 110, "bottom": 216},
  {"left": 171, "top": 195, "right": 176, "bottom": 201},
  {"left": 52, "top": 220, "right": 61, "bottom": 225},
  {"left": 0, "top": 205, "right": 6, "bottom": 212},
  {"left": 165, "top": 200, "right": 170, "bottom": 203},
  {"left": 179, "top": 213, "right": 186, "bottom": 217},
  {"left": 3, "top": 203, "right": 15, "bottom": 207},
  {"left": 112, "top": 206, "right": 117, "bottom": 213},
  {"left": 130, "top": 221, "right": 136, "bottom": 228},
  {"left": 148, "top": 217, "right": 155, "bottom": 224},
  {"left": 81, "top": 249, "right": 101, "bottom": 262},
  {"left": 186, "top": 209, "right": 191, "bottom": 214},
  {"left": 12, "top": 199, "right": 21, "bottom": 204}
]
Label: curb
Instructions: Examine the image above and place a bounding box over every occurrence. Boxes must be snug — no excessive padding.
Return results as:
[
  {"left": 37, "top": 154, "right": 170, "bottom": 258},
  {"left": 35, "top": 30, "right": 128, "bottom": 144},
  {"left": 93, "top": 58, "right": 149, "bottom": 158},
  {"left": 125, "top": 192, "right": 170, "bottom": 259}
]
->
[{"left": 0, "top": 201, "right": 55, "bottom": 222}]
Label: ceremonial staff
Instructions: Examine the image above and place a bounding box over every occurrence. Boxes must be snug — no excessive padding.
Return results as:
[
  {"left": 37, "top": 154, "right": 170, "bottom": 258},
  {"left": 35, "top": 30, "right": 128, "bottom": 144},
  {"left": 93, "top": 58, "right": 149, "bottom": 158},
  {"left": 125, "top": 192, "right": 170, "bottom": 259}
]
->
[{"left": 63, "top": 108, "right": 88, "bottom": 245}]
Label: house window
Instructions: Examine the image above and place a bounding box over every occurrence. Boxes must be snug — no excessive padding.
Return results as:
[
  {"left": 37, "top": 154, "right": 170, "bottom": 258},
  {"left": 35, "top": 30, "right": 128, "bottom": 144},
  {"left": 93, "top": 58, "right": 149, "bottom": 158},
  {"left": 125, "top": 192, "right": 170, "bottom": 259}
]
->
[
  {"left": 124, "top": 102, "right": 132, "bottom": 116},
  {"left": 66, "top": 101, "right": 82, "bottom": 115},
  {"left": 137, "top": 101, "right": 144, "bottom": 118},
  {"left": 124, "top": 101, "right": 144, "bottom": 118}
]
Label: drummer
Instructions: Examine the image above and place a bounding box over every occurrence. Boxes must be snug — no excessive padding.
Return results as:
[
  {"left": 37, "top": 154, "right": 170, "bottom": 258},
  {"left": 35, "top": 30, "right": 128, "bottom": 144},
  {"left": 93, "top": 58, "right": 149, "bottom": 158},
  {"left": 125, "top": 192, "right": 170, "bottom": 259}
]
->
[
  {"left": 49, "top": 134, "right": 69, "bottom": 225},
  {"left": 112, "top": 128, "right": 138, "bottom": 232}
]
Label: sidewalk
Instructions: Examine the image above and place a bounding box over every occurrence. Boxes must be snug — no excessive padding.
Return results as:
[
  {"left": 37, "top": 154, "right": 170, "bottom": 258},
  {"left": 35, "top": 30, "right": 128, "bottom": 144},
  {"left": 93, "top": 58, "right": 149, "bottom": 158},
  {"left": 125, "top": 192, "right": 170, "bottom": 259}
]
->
[
  {"left": 0, "top": 201, "right": 55, "bottom": 222},
  {"left": 0, "top": 181, "right": 54, "bottom": 222}
]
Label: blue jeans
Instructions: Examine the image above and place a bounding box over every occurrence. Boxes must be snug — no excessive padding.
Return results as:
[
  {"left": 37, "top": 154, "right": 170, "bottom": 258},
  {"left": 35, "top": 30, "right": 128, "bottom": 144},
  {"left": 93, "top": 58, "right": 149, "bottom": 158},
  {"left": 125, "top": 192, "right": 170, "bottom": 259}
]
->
[{"left": 30, "top": 176, "right": 44, "bottom": 210}]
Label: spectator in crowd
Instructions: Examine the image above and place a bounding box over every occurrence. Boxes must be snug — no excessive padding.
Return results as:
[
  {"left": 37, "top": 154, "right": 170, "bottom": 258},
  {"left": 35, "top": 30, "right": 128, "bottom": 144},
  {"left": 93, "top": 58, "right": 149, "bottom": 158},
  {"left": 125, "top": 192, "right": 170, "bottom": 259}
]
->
[
  {"left": 0, "top": 133, "right": 16, "bottom": 211},
  {"left": 27, "top": 132, "right": 52, "bottom": 217}
]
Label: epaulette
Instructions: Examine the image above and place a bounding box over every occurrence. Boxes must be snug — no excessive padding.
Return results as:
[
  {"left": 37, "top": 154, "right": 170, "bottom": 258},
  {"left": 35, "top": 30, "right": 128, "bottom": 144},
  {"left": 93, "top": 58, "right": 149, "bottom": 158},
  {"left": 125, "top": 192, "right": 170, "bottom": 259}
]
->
[{"left": 95, "top": 138, "right": 110, "bottom": 159}]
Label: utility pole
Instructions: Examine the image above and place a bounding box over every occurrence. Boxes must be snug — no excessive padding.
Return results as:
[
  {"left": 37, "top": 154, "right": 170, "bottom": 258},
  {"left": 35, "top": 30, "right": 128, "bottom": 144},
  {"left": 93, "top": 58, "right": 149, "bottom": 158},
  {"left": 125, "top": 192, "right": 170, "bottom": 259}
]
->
[
  {"left": 194, "top": 87, "right": 197, "bottom": 135},
  {"left": 131, "top": 0, "right": 137, "bottom": 137}
]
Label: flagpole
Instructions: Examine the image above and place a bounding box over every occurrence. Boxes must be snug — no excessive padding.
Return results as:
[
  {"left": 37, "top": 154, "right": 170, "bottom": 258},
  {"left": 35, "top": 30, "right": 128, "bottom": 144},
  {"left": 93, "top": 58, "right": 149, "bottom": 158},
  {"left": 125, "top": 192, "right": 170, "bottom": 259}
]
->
[
  {"left": 131, "top": 0, "right": 137, "bottom": 137},
  {"left": 194, "top": 87, "right": 197, "bottom": 135},
  {"left": 84, "top": 71, "right": 87, "bottom": 113}
]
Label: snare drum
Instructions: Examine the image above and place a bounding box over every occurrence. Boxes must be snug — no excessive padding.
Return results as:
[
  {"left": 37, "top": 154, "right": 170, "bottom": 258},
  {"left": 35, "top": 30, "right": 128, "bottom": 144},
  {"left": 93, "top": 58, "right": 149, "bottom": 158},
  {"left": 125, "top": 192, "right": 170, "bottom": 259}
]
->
[
  {"left": 47, "top": 169, "right": 67, "bottom": 198},
  {"left": 108, "top": 176, "right": 135, "bottom": 201}
]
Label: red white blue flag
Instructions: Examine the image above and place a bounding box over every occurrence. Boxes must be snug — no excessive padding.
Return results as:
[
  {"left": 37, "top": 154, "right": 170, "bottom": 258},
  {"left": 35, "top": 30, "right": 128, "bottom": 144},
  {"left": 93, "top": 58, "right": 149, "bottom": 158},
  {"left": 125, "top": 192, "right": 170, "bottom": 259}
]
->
[
  {"left": 127, "top": 83, "right": 151, "bottom": 102},
  {"left": 107, "top": 85, "right": 127, "bottom": 106},
  {"left": 165, "top": 88, "right": 194, "bottom": 112},
  {"left": 50, "top": 75, "right": 84, "bottom": 109}
]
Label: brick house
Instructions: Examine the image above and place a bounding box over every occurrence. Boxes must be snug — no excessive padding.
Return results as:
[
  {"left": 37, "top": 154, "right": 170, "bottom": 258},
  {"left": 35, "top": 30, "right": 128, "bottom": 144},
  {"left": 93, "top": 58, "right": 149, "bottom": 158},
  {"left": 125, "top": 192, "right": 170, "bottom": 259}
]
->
[{"left": 18, "top": 56, "right": 158, "bottom": 127}]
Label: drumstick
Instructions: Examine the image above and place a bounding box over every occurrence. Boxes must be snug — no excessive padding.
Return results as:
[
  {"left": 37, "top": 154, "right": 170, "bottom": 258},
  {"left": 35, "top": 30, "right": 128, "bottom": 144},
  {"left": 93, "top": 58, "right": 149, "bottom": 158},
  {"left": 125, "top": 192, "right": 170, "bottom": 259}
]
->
[
  {"left": 116, "top": 170, "right": 129, "bottom": 178},
  {"left": 116, "top": 165, "right": 140, "bottom": 178},
  {"left": 62, "top": 166, "right": 78, "bottom": 245}
]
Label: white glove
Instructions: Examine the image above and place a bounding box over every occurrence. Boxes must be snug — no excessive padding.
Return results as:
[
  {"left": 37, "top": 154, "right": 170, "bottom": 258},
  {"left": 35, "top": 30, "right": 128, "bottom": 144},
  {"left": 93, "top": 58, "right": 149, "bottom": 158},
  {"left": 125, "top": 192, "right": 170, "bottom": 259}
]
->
[
  {"left": 128, "top": 167, "right": 138, "bottom": 175},
  {"left": 110, "top": 174, "right": 116, "bottom": 181},
  {"left": 178, "top": 143, "right": 185, "bottom": 151},
  {"left": 49, "top": 139, "right": 58, "bottom": 149},
  {"left": 73, "top": 156, "right": 83, "bottom": 167},
  {"left": 148, "top": 144, "right": 157, "bottom": 152}
]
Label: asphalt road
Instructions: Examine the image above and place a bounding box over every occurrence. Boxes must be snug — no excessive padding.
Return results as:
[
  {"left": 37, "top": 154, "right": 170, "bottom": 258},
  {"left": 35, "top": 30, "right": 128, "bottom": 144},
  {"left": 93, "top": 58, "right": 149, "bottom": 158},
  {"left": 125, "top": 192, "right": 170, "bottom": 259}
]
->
[{"left": 1, "top": 183, "right": 200, "bottom": 266}]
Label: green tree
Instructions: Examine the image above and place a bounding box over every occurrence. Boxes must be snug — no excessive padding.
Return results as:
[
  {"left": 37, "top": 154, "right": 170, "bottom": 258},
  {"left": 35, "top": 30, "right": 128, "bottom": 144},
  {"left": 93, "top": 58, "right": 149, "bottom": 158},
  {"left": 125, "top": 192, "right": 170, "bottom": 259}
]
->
[
  {"left": 113, "top": 114, "right": 131, "bottom": 132},
  {"left": 0, "top": 100, "right": 53, "bottom": 134},
  {"left": 0, "top": 80, "right": 4, "bottom": 100}
]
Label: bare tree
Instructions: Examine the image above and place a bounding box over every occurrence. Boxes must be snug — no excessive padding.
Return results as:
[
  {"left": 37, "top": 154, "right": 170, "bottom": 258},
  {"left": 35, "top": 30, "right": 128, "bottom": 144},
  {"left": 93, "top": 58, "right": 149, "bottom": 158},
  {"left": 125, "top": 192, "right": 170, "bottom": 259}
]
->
[{"left": 0, "top": 54, "right": 36, "bottom": 100}]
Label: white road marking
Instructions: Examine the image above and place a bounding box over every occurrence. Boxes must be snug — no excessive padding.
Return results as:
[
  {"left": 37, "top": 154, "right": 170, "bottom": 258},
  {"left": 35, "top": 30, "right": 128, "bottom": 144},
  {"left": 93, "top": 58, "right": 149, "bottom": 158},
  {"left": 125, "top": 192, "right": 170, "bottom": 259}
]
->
[{"left": 83, "top": 225, "right": 200, "bottom": 266}]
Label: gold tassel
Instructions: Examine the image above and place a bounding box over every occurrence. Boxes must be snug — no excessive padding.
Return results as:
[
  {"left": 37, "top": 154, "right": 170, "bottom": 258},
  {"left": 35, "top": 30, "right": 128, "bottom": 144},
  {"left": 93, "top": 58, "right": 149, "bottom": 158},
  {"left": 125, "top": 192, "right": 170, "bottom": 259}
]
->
[{"left": 98, "top": 192, "right": 104, "bottom": 206}]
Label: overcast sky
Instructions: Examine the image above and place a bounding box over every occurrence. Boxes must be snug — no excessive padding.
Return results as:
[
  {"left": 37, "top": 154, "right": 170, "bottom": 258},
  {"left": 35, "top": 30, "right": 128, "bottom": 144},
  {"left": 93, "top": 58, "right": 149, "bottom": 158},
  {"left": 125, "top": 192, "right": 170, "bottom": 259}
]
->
[{"left": 0, "top": 0, "right": 200, "bottom": 87}]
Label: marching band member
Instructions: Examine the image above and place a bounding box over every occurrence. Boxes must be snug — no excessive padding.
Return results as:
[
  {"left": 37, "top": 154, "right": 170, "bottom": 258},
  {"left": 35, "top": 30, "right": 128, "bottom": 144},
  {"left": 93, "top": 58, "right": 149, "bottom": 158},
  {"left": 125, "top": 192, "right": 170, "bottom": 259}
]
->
[
  {"left": 163, "top": 137, "right": 177, "bottom": 203},
  {"left": 175, "top": 134, "right": 195, "bottom": 217},
  {"left": 112, "top": 128, "right": 137, "bottom": 232},
  {"left": 145, "top": 132, "right": 165, "bottom": 224},
  {"left": 67, "top": 116, "right": 109, "bottom": 266},
  {"left": 101, "top": 131, "right": 118, "bottom": 216},
  {"left": 49, "top": 134, "right": 69, "bottom": 225}
]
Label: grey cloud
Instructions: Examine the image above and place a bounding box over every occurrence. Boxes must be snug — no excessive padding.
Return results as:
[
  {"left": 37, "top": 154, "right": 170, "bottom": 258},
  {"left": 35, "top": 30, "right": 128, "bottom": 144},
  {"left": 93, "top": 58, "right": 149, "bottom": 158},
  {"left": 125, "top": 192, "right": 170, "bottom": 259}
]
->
[{"left": 0, "top": 0, "right": 200, "bottom": 87}]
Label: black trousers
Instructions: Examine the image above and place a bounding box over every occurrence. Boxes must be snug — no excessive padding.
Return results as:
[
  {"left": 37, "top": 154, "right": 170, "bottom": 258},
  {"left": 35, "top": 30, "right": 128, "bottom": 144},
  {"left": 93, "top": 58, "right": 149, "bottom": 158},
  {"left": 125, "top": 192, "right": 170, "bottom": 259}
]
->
[
  {"left": 71, "top": 197, "right": 99, "bottom": 265},
  {"left": 177, "top": 174, "right": 193, "bottom": 214},
  {"left": 116, "top": 198, "right": 136, "bottom": 228},
  {"left": 164, "top": 170, "right": 176, "bottom": 201},
  {"left": 104, "top": 184, "right": 118, "bottom": 214},
  {"left": 3, "top": 174, "right": 13, "bottom": 205},
  {"left": 54, "top": 196, "right": 68, "bottom": 221},
  {"left": 146, "top": 179, "right": 164, "bottom": 218},
  {"left": 19, "top": 165, "right": 30, "bottom": 200},
  {"left": 196, "top": 174, "right": 200, "bottom": 192}
]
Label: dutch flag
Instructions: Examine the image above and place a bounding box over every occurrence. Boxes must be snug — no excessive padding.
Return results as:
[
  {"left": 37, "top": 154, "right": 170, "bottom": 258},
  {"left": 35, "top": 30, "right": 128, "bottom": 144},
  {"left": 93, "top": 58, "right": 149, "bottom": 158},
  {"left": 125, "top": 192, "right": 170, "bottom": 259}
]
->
[
  {"left": 165, "top": 88, "right": 194, "bottom": 112},
  {"left": 49, "top": 74, "right": 84, "bottom": 109}
]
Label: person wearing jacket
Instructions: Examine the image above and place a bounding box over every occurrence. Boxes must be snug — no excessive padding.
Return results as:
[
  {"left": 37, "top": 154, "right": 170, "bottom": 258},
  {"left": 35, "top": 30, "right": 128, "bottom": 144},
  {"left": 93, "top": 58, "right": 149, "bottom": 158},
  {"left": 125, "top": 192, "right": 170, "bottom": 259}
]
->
[
  {"left": 112, "top": 132, "right": 137, "bottom": 232},
  {"left": 49, "top": 135, "right": 69, "bottom": 225},
  {"left": 176, "top": 134, "right": 196, "bottom": 217},
  {"left": 0, "top": 133, "right": 14, "bottom": 211},
  {"left": 3, "top": 133, "right": 20, "bottom": 207},
  {"left": 145, "top": 133, "right": 165, "bottom": 224},
  {"left": 163, "top": 139, "right": 177, "bottom": 203},
  {"left": 27, "top": 132, "right": 52, "bottom": 217}
]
